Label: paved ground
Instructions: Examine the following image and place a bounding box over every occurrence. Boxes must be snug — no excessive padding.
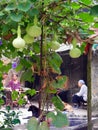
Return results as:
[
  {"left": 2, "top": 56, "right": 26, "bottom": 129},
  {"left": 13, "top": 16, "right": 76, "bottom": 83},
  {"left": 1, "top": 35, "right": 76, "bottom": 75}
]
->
[{"left": 0, "top": 103, "right": 97, "bottom": 130}]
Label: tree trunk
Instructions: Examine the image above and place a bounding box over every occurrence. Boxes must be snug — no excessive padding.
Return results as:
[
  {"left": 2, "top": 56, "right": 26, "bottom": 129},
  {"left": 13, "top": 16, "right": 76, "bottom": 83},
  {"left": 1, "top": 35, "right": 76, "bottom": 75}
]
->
[{"left": 87, "top": 47, "right": 92, "bottom": 130}]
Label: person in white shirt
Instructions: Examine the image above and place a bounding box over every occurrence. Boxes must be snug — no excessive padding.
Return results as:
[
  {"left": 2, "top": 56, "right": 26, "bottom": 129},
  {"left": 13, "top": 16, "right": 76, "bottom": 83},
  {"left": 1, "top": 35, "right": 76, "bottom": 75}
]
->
[{"left": 72, "top": 80, "right": 87, "bottom": 107}]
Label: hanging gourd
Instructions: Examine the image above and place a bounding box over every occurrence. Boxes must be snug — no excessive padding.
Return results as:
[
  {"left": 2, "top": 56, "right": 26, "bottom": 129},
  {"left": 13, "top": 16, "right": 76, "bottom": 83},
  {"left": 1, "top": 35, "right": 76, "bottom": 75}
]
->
[
  {"left": 26, "top": 16, "right": 41, "bottom": 37},
  {"left": 12, "top": 25, "right": 25, "bottom": 49},
  {"left": 49, "top": 34, "right": 60, "bottom": 51},
  {"left": 23, "top": 34, "right": 34, "bottom": 44},
  {"left": 50, "top": 41, "right": 60, "bottom": 51},
  {"left": 69, "top": 38, "right": 81, "bottom": 58}
]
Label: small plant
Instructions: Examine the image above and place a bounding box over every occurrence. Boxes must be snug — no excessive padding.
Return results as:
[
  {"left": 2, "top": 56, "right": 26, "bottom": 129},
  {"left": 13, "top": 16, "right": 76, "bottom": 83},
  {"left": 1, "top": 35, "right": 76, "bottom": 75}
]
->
[
  {"left": 0, "top": 87, "right": 5, "bottom": 108},
  {"left": 0, "top": 106, "right": 21, "bottom": 130}
]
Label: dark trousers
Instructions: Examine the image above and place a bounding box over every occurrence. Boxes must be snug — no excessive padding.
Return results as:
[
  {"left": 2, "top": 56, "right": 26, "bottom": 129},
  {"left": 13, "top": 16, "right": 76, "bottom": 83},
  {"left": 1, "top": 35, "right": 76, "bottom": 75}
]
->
[{"left": 72, "top": 95, "right": 87, "bottom": 107}]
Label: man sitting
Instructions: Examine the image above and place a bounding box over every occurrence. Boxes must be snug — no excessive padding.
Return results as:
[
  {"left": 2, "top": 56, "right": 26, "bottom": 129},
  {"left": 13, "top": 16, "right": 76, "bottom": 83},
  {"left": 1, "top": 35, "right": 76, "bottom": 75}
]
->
[{"left": 72, "top": 80, "right": 87, "bottom": 108}]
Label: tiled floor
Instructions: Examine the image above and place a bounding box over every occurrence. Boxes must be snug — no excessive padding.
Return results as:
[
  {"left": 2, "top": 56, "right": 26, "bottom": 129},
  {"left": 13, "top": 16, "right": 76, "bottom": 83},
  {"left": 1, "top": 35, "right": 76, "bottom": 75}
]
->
[{"left": 1, "top": 103, "right": 97, "bottom": 130}]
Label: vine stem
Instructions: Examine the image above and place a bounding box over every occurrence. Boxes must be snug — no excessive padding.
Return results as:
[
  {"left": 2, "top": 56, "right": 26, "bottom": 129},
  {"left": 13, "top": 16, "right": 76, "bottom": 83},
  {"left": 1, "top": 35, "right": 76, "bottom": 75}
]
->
[{"left": 38, "top": 0, "right": 44, "bottom": 117}]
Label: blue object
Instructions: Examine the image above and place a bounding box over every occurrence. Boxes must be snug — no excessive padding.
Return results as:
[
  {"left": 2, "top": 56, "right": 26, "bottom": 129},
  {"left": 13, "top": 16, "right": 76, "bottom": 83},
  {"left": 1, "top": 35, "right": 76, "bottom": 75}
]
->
[
  {"left": 92, "top": 44, "right": 98, "bottom": 49},
  {"left": 12, "top": 62, "right": 17, "bottom": 69},
  {"left": 0, "top": 39, "right": 2, "bottom": 45}
]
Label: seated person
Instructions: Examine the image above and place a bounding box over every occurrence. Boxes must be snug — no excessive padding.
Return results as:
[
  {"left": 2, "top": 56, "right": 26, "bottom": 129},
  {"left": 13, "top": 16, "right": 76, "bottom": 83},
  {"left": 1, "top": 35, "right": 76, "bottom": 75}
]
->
[
  {"left": 2, "top": 73, "right": 9, "bottom": 88},
  {"left": 7, "top": 73, "right": 21, "bottom": 91},
  {"left": 72, "top": 80, "right": 87, "bottom": 108},
  {"left": 6, "top": 73, "right": 21, "bottom": 107},
  {"left": 1, "top": 73, "right": 9, "bottom": 104}
]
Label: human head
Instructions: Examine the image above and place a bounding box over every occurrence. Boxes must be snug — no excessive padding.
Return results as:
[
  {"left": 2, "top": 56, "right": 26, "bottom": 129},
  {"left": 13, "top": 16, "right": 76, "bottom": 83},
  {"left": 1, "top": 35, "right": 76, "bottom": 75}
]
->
[
  {"left": 12, "top": 73, "right": 18, "bottom": 80},
  {"left": 2, "top": 73, "right": 8, "bottom": 79},
  {"left": 78, "top": 80, "right": 85, "bottom": 87}
]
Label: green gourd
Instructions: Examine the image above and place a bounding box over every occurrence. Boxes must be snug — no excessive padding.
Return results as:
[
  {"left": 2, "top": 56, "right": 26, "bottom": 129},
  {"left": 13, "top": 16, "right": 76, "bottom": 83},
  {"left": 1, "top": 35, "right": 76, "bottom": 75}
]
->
[
  {"left": 69, "top": 38, "right": 81, "bottom": 58},
  {"left": 13, "top": 25, "right": 25, "bottom": 48},
  {"left": 23, "top": 34, "right": 34, "bottom": 44},
  {"left": 26, "top": 16, "right": 41, "bottom": 37}
]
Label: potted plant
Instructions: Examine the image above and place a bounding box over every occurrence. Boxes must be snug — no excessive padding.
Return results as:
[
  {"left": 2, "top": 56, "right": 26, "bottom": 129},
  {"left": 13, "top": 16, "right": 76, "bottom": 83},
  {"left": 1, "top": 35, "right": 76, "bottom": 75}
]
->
[{"left": 0, "top": 106, "right": 21, "bottom": 130}]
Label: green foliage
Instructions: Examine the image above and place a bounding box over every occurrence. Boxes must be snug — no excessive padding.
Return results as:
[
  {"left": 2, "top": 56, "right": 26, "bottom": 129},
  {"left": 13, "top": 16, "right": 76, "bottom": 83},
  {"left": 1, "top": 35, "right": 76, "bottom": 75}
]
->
[
  {"left": 17, "top": 1, "right": 31, "bottom": 12},
  {"left": 0, "top": 99, "right": 4, "bottom": 106},
  {"left": 52, "top": 96, "right": 65, "bottom": 111},
  {"left": 5, "top": 3, "right": 16, "bottom": 11},
  {"left": 0, "top": 106, "right": 21, "bottom": 129},
  {"left": 78, "top": 42, "right": 87, "bottom": 54},
  {"left": 11, "top": 91, "right": 19, "bottom": 101},
  {"left": 26, "top": 89, "right": 36, "bottom": 96},
  {"left": 79, "top": 0, "right": 92, "bottom": 5},
  {"left": 51, "top": 76, "right": 66, "bottom": 89},
  {"left": 20, "top": 68, "right": 34, "bottom": 82},
  {"left": 47, "top": 110, "right": 69, "bottom": 128},
  {"left": 27, "top": 117, "right": 49, "bottom": 130},
  {"left": 27, "top": 117, "right": 38, "bottom": 130},
  {"left": 90, "top": 5, "right": 98, "bottom": 16},
  {"left": 0, "top": 0, "right": 97, "bottom": 129},
  {"left": 47, "top": 52, "right": 62, "bottom": 74},
  {"left": 10, "top": 13, "right": 23, "bottom": 22}
]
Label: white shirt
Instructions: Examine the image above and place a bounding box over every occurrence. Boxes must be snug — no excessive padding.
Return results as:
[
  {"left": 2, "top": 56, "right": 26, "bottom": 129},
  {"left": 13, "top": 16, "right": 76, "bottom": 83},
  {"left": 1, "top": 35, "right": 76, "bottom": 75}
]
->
[{"left": 76, "top": 84, "right": 87, "bottom": 101}]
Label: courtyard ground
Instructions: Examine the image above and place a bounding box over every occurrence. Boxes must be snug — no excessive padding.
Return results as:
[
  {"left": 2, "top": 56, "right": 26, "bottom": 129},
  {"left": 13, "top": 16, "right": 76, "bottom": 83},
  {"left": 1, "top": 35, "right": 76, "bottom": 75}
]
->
[{"left": 0, "top": 102, "right": 97, "bottom": 130}]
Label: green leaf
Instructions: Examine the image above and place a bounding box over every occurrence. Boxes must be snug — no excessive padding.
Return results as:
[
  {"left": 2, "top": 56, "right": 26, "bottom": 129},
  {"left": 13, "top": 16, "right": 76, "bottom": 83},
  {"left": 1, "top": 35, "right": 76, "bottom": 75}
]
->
[
  {"left": 0, "top": 11, "right": 5, "bottom": 16},
  {"left": 12, "top": 119, "right": 21, "bottom": 124},
  {"left": 38, "top": 121, "right": 49, "bottom": 130},
  {"left": 94, "top": 23, "right": 98, "bottom": 28},
  {"left": 0, "top": 61, "right": 3, "bottom": 68},
  {"left": 52, "top": 111, "right": 69, "bottom": 128},
  {"left": 19, "top": 93, "right": 25, "bottom": 98},
  {"left": 51, "top": 52, "right": 63, "bottom": 67},
  {"left": 90, "top": 5, "right": 98, "bottom": 16},
  {"left": 0, "top": 99, "right": 4, "bottom": 106},
  {"left": 1, "top": 24, "right": 10, "bottom": 34},
  {"left": 0, "top": 63, "right": 12, "bottom": 73},
  {"left": 11, "top": 91, "right": 19, "bottom": 101},
  {"left": 48, "top": 62, "right": 61, "bottom": 74},
  {"left": 71, "top": 2, "right": 80, "bottom": 10},
  {"left": 10, "top": 12, "right": 23, "bottom": 22},
  {"left": 20, "top": 68, "right": 33, "bottom": 82},
  {"left": 15, "top": 63, "right": 23, "bottom": 72},
  {"left": 27, "top": 8, "right": 39, "bottom": 17},
  {"left": 26, "top": 89, "right": 36, "bottom": 96},
  {"left": 9, "top": 111, "right": 16, "bottom": 117},
  {"left": 78, "top": 42, "right": 86, "bottom": 54},
  {"left": 47, "top": 52, "right": 62, "bottom": 74},
  {"left": 18, "top": 98, "right": 26, "bottom": 106},
  {"left": 47, "top": 111, "right": 69, "bottom": 128},
  {"left": 6, "top": 106, "right": 11, "bottom": 112},
  {"left": 80, "top": 0, "right": 92, "bottom": 5},
  {"left": 5, "top": 3, "right": 16, "bottom": 11},
  {"left": 78, "top": 12, "right": 94, "bottom": 22},
  {"left": 29, "top": 0, "right": 38, "bottom": 2},
  {"left": 27, "top": 117, "right": 38, "bottom": 130},
  {"left": 52, "top": 96, "right": 65, "bottom": 111},
  {"left": 33, "top": 42, "right": 40, "bottom": 54},
  {"left": 20, "top": 58, "right": 32, "bottom": 68},
  {"left": 17, "top": 2, "right": 31, "bottom": 12},
  {"left": 47, "top": 111, "right": 55, "bottom": 119},
  {"left": 46, "top": 87, "right": 57, "bottom": 94},
  {"left": 51, "top": 76, "right": 66, "bottom": 89}
]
